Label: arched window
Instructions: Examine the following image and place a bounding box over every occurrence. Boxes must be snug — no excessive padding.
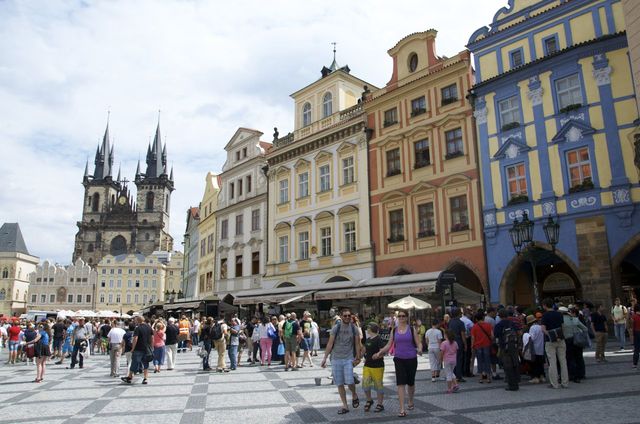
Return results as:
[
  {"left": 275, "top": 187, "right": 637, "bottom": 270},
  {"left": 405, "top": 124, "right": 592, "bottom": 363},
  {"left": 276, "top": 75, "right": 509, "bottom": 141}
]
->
[
  {"left": 146, "top": 192, "right": 154, "bottom": 211},
  {"left": 145, "top": 233, "right": 150, "bottom": 241},
  {"left": 110, "top": 235, "right": 127, "bottom": 256},
  {"left": 0, "top": 289, "right": 6, "bottom": 300},
  {"left": 323, "top": 92, "right": 332, "bottom": 117},
  {"left": 1, "top": 267, "right": 8, "bottom": 279},
  {"left": 87, "top": 244, "right": 94, "bottom": 253},
  {"left": 92, "top": 193, "right": 100, "bottom": 212},
  {"left": 88, "top": 258, "right": 93, "bottom": 265},
  {"left": 302, "top": 102, "right": 312, "bottom": 127}
]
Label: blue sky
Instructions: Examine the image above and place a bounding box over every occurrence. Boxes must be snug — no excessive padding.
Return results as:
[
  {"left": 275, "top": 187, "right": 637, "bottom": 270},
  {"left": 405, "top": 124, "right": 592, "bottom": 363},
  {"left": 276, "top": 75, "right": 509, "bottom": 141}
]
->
[{"left": 0, "top": 0, "right": 508, "bottom": 263}]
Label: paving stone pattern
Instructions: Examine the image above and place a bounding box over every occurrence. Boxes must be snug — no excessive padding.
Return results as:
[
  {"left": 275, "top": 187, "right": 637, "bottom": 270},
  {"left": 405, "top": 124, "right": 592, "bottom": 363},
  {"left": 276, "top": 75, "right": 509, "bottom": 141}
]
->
[{"left": 0, "top": 345, "right": 638, "bottom": 423}]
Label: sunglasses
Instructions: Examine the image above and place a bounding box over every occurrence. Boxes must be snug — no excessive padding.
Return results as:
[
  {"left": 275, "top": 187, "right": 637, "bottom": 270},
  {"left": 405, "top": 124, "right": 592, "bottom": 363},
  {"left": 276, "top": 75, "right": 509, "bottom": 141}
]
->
[
  {"left": 342, "top": 314, "right": 351, "bottom": 318},
  {"left": 397, "top": 315, "right": 407, "bottom": 318}
]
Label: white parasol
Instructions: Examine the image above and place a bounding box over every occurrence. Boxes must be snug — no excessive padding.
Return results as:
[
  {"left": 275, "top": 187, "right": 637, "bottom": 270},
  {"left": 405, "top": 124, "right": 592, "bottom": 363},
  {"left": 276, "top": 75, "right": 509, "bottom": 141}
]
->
[{"left": 387, "top": 295, "right": 431, "bottom": 310}]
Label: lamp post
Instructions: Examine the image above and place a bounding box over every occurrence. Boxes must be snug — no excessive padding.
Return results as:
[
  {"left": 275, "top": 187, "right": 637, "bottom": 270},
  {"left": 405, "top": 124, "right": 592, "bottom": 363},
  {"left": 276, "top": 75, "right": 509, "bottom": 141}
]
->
[{"left": 509, "top": 211, "right": 560, "bottom": 306}]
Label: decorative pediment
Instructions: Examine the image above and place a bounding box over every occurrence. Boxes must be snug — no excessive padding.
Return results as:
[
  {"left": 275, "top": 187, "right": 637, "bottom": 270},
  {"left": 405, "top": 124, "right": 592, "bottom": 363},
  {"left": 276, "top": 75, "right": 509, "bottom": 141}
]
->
[
  {"left": 551, "top": 120, "right": 595, "bottom": 144},
  {"left": 223, "top": 127, "right": 263, "bottom": 151},
  {"left": 293, "top": 216, "right": 312, "bottom": 226},
  {"left": 314, "top": 211, "right": 334, "bottom": 221},
  {"left": 434, "top": 112, "right": 466, "bottom": 129},
  {"left": 493, "top": 137, "right": 531, "bottom": 159},
  {"left": 274, "top": 165, "right": 290, "bottom": 176},
  {"left": 294, "top": 158, "right": 310, "bottom": 169},
  {"left": 337, "top": 205, "right": 359, "bottom": 215},
  {"left": 377, "top": 134, "right": 403, "bottom": 148},
  {"left": 442, "top": 174, "right": 472, "bottom": 186},
  {"left": 337, "top": 141, "right": 356, "bottom": 154},
  {"left": 405, "top": 127, "right": 431, "bottom": 140},
  {"left": 274, "top": 221, "right": 291, "bottom": 231},
  {"left": 314, "top": 150, "right": 333, "bottom": 162},
  {"left": 381, "top": 190, "right": 407, "bottom": 202},
  {"left": 410, "top": 181, "right": 438, "bottom": 194}
]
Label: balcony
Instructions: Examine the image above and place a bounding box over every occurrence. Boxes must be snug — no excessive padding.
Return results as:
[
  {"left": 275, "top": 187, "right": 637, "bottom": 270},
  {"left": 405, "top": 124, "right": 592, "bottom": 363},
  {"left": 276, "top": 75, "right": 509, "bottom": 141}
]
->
[{"left": 411, "top": 108, "right": 426, "bottom": 117}]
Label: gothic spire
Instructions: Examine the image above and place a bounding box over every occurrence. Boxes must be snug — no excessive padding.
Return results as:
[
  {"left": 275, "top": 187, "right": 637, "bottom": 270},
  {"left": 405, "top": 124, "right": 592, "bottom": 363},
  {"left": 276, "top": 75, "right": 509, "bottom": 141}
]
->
[
  {"left": 116, "top": 164, "right": 121, "bottom": 182},
  {"left": 93, "top": 120, "right": 113, "bottom": 180},
  {"left": 145, "top": 120, "right": 166, "bottom": 178},
  {"left": 169, "top": 165, "right": 174, "bottom": 182},
  {"left": 329, "top": 41, "right": 339, "bottom": 71}
]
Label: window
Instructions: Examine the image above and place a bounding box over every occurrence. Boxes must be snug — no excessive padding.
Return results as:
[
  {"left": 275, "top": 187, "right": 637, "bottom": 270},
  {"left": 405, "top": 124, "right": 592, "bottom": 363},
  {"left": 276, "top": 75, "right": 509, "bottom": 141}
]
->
[
  {"left": 117, "top": 279, "right": 122, "bottom": 288},
  {"left": 143, "top": 279, "right": 148, "bottom": 288},
  {"left": 298, "top": 172, "right": 309, "bottom": 198},
  {"left": 278, "top": 236, "right": 289, "bottom": 263},
  {"left": 441, "top": 84, "right": 458, "bottom": 105},
  {"left": 344, "top": 222, "right": 356, "bottom": 252},
  {"left": 101, "top": 280, "right": 106, "bottom": 288},
  {"left": 134, "top": 294, "right": 139, "bottom": 304},
  {"left": 92, "top": 193, "right": 100, "bottom": 212},
  {"left": 238, "top": 179, "right": 243, "bottom": 196},
  {"left": 207, "top": 234, "right": 214, "bottom": 252},
  {"left": 116, "top": 294, "right": 121, "bottom": 303},
  {"left": 342, "top": 157, "right": 355, "bottom": 185},
  {"left": 389, "top": 210, "right": 404, "bottom": 242},
  {"left": 66, "top": 294, "right": 73, "bottom": 303},
  {"left": 414, "top": 139, "right": 430, "bottom": 168},
  {"left": 40, "top": 294, "right": 46, "bottom": 303},
  {"left": 498, "top": 96, "right": 521, "bottom": 128},
  {"left": 118, "top": 269, "right": 122, "bottom": 274},
  {"left": 251, "top": 210, "right": 260, "bottom": 231},
  {"left": 567, "top": 147, "right": 592, "bottom": 189},
  {"left": 86, "top": 294, "right": 91, "bottom": 303},
  {"left": 126, "top": 294, "right": 131, "bottom": 303},
  {"left": 1, "top": 268, "right": 8, "bottom": 278},
  {"left": 544, "top": 36, "right": 558, "bottom": 55},
  {"left": 510, "top": 49, "right": 524, "bottom": 68},
  {"left": 320, "top": 227, "right": 332, "bottom": 256},
  {"left": 279, "top": 179, "right": 289, "bottom": 204},
  {"left": 145, "top": 192, "right": 154, "bottom": 211},
  {"left": 99, "top": 293, "right": 105, "bottom": 303},
  {"left": 298, "top": 231, "right": 309, "bottom": 260},
  {"left": 252, "top": 252, "right": 260, "bottom": 275},
  {"left": 235, "top": 255, "right": 243, "bottom": 277},
  {"left": 445, "top": 128, "right": 464, "bottom": 158},
  {"left": 246, "top": 175, "right": 252, "bottom": 193},
  {"left": 235, "top": 214, "right": 243, "bottom": 235},
  {"left": 135, "top": 280, "right": 140, "bottom": 287},
  {"left": 323, "top": 92, "right": 332, "bottom": 117},
  {"left": 200, "top": 240, "right": 206, "bottom": 257},
  {"left": 383, "top": 108, "right": 398, "bottom": 127},
  {"left": 49, "top": 294, "right": 55, "bottom": 303},
  {"left": 450, "top": 195, "right": 469, "bottom": 232},
  {"left": 411, "top": 96, "right": 426, "bottom": 116},
  {"left": 417, "top": 203, "right": 435, "bottom": 237},
  {"left": 109, "top": 280, "right": 114, "bottom": 288},
  {"left": 235, "top": 151, "right": 241, "bottom": 161},
  {"left": 386, "top": 148, "right": 401, "bottom": 176},
  {"left": 242, "top": 147, "right": 247, "bottom": 158},
  {"left": 152, "top": 280, "right": 156, "bottom": 288},
  {"left": 319, "top": 165, "right": 331, "bottom": 192},
  {"left": 87, "top": 243, "right": 94, "bottom": 253},
  {"left": 127, "top": 280, "right": 132, "bottom": 288},
  {"left": 220, "top": 258, "right": 228, "bottom": 279},
  {"left": 302, "top": 102, "right": 312, "bottom": 126},
  {"left": 408, "top": 53, "right": 418, "bottom": 72},
  {"left": 108, "top": 293, "right": 113, "bottom": 303},
  {"left": 556, "top": 74, "right": 583, "bottom": 111},
  {"left": 229, "top": 182, "right": 235, "bottom": 199},
  {"left": 221, "top": 220, "right": 228, "bottom": 239},
  {"left": 506, "top": 163, "right": 528, "bottom": 200},
  {"left": 30, "top": 294, "right": 36, "bottom": 303}
]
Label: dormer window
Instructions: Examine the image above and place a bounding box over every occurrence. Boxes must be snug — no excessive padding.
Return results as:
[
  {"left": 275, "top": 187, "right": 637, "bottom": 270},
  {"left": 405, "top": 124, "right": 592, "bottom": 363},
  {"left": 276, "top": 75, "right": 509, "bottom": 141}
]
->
[
  {"left": 408, "top": 53, "right": 418, "bottom": 72},
  {"left": 303, "top": 102, "right": 312, "bottom": 126},
  {"left": 323, "top": 92, "right": 333, "bottom": 117}
]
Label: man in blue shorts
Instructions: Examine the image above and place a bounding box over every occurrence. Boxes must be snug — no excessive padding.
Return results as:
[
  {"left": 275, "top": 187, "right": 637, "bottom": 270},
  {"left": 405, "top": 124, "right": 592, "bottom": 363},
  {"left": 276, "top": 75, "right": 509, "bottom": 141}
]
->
[{"left": 321, "top": 308, "right": 362, "bottom": 415}]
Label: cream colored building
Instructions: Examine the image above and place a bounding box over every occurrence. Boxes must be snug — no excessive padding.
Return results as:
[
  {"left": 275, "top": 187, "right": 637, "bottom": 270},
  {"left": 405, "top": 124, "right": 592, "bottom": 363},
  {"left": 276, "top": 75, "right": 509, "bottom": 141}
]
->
[
  {"left": 196, "top": 173, "right": 220, "bottom": 298},
  {"left": 0, "top": 223, "right": 39, "bottom": 316},
  {"left": 260, "top": 59, "right": 376, "bottom": 296},
  {"left": 28, "top": 259, "right": 97, "bottom": 311},
  {"left": 215, "top": 128, "right": 271, "bottom": 297},
  {"left": 95, "top": 251, "right": 183, "bottom": 313}
]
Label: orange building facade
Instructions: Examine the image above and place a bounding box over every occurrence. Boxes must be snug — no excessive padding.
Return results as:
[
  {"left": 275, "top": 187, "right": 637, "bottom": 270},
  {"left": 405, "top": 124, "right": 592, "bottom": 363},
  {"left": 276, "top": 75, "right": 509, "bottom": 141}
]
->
[{"left": 366, "top": 30, "right": 487, "bottom": 296}]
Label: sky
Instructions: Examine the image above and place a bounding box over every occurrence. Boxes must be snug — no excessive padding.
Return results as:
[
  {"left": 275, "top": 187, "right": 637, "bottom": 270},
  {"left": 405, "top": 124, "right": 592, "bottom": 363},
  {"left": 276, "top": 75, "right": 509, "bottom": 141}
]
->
[{"left": 0, "top": 0, "right": 508, "bottom": 264}]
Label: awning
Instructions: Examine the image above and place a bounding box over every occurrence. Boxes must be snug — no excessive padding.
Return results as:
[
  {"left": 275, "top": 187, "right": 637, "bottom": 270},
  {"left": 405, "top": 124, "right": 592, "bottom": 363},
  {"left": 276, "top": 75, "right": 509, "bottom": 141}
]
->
[
  {"left": 278, "top": 291, "right": 316, "bottom": 305},
  {"left": 164, "top": 301, "right": 203, "bottom": 311},
  {"left": 314, "top": 281, "right": 436, "bottom": 300}
]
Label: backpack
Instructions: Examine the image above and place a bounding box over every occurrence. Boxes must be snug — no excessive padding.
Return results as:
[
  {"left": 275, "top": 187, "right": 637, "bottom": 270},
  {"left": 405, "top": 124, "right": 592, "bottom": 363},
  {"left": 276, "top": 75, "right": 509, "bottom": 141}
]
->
[
  {"left": 503, "top": 325, "right": 521, "bottom": 356},
  {"left": 284, "top": 320, "right": 294, "bottom": 338},
  {"left": 210, "top": 322, "right": 223, "bottom": 341},
  {"left": 522, "top": 335, "right": 534, "bottom": 361}
]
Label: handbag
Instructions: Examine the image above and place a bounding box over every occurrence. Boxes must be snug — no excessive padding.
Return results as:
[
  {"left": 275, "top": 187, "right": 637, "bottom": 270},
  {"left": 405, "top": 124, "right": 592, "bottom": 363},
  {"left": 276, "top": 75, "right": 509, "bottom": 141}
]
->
[
  {"left": 267, "top": 326, "right": 277, "bottom": 340},
  {"left": 277, "top": 343, "right": 285, "bottom": 356},
  {"left": 573, "top": 327, "right": 588, "bottom": 348},
  {"left": 197, "top": 347, "right": 209, "bottom": 358},
  {"left": 144, "top": 345, "right": 154, "bottom": 363}
]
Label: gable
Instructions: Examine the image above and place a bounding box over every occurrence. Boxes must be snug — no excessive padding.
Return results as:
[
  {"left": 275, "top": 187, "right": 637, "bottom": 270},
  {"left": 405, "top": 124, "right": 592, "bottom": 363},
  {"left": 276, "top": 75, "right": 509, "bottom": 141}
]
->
[
  {"left": 551, "top": 119, "right": 596, "bottom": 144},
  {"left": 224, "top": 127, "right": 264, "bottom": 151},
  {"left": 493, "top": 136, "right": 531, "bottom": 159}
]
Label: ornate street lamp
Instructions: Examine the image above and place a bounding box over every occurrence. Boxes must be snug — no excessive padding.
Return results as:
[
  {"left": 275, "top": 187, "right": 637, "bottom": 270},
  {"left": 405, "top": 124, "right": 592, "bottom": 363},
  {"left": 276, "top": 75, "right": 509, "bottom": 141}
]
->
[
  {"left": 543, "top": 216, "right": 560, "bottom": 251},
  {"left": 178, "top": 290, "right": 183, "bottom": 299},
  {"left": 519, "top": 211, "right": 534, "bottom": 246},
  {"left": 509, "top": 218, "right": 522, "bottom": 254}
]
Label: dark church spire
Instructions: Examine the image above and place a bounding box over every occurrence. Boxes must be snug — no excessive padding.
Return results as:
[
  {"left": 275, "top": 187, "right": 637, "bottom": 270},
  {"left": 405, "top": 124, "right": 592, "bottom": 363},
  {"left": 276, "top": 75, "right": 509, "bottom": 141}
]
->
[
  {"left": 93, "top": 120, "right": 114, "bottom": 180},
  {"left": 145, "top": 120, "right": 166, "bottom": 179}
]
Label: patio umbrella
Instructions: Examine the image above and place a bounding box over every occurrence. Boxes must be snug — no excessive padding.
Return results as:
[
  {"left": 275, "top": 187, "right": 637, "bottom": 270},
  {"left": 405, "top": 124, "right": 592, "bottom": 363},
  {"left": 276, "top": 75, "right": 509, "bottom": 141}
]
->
[{"left": 387, "top": 295, "right": 431, "bottom": 310}]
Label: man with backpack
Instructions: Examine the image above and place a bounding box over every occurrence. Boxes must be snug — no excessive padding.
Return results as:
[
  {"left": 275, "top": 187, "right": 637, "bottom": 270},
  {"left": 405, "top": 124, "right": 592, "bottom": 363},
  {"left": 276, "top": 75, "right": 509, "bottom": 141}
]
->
[
  {"left": 321, "top": 308, "right": 362, "bottom": 415},
  {"left": 165, "top": 317, "right": 179, "bottom": 370},
  {"left": 282, "top": 313, "right": 302, "bottom": 371},
  {"left": 494, "top": 309, "right": 520, "bottom": 391},
  {"left": 611, "top": 297, "right": 628, "bottom": 351},
  {"left": 211, "top": 316, "right": 228, "bottom": 372}
]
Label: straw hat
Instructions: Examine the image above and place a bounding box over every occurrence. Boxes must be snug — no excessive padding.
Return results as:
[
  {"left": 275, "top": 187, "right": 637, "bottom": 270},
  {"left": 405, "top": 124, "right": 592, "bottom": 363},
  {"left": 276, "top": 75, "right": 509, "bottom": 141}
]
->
[
  {"left": 558, "top": 306, "right": 569, "bottom": 314},
  {"left": 526, "top": 315, "right": 537, "bottom": 325}
]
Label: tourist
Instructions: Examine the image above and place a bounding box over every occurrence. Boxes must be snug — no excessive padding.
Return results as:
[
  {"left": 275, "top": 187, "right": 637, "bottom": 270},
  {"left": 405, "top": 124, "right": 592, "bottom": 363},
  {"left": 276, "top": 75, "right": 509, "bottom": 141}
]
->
[
  {"left": 123, "top": 322, "right": 135, "bottom": 369},
  {"left": 562, "top": 306, "right": 587, "bottom": 383},
  {"left": 26, "top": 321, "right": 51, "bottom": 382},
  {"left": 494, "top": 309, "right": 520, "bottom": 391},
  {"left": 524, "top": 313, "right": 545, "bottom": 383},
  {"left": 362, "top": 322, "right": 385, "bottom": 413},
  {"left": 374, "top": 310, "right": 421, "bottom": 417},
  {"left": 470, "top": 311, "right": 493, "bottom": 383},
  {"left": 152, "top": 321, "right": 166, "bottom": 374},
  {"left": 541, "top": 298, "right": 568, "bottom": 389},
  {"left": 632, "top": 304, "right": 640, "bottom": 369},
  {"left": 69, "top": 317, "right": 90, "bottom": 370},
  {"left": 276, "top": 314, "right": 286, "bottom": 365},
  {"left": 611, "top": 298, "right": 628, "bottom": 351},
  {"left": 258, "top": 316, "right": 276, "bottom": 366},
  {"left": 99, "top": 319, "right": 111, "bottom": 355},
  {"left": 248, "top": 317, "right": 260, "bottom": 365},
  {"left": 211, "top": 315, "right": 228, "bottom": 372},
  {"left": 282, "top": 313, "right": 301, "bottom": 371},
  {"left": 321, "top": 308, "right": 362, "bottom": 415},
  {"left": 200, "top": 317, "right": 213, "bottom": 371},
  {"left": 107, "top": 322, "right": 126, "bottom": 377},
  {"left": 590, "top": 304, "right": 608, "bottom": 362},
  {"left": 299, "top": 312, "right": 313, "bottom": 367},
  {"left": 310, "top": 316, "right": 320, "bottom": 356},
  {"left": 228, "top": 316, "right": 240, "bottom": 370},
  {"left": 440, "top": 330, "right": 460, "bottom": 394},
  {"left": 192, "top": 316, "right": 200, "bottom": 347},
  {"left": 121, "top": 316, "right": 153, "bottom": 384},
  {"left": 7, "top": 319, "right": 21, "bottom": 364},
  {"left": 448, "top": 309, "right": 467, "bottom": 382},
  {"left": 56, "top": 320, "right": 73, "bottom": 365},
  {"left": 425, "top": 319, "right": 443, "bottom": 382},
  {"left": 165, "top": 317, "right": 179, "bottom": 370},
  {"left": 461, "top": 308, "right": 474, "bottom": 377},
  {"left": 23, "top": 322, "right": 38, "bottom": 365},
  {"left": 51, "top": 318, "right": 65, "bottom": 361},
  {"left": 178, "top": 315, "right": 190, "bottom": 353}
]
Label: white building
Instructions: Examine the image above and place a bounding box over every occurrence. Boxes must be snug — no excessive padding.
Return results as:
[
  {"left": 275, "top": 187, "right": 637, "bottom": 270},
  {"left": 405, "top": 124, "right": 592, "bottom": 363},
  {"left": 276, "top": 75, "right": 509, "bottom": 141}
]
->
[
  {"left": 28, "top": 259, "right": 97, "bottom": 311},
  {"left": 0, "top": 223, "right": 39, "bottom": 316},
  {"left": 215, "top": 128, "right": 271, "bottom": 297}
]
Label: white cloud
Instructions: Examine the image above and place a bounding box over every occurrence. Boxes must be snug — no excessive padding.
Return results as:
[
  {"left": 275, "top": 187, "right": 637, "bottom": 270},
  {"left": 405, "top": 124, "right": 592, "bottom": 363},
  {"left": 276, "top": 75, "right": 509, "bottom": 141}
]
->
[{"left": 0, "top": 0, "right": 506, "bottom": 263}]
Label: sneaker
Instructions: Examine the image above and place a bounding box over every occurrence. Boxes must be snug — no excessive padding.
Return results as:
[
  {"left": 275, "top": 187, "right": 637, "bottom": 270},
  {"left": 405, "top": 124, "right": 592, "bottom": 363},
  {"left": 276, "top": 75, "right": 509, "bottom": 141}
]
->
[
  {"left": 493, "top": 374, "right": 503, "bottom": 380},
  {"left": 439, "top": 376, "right": 447, "bottom": 381},
  {"left": 431, "top": 377, "right": 436, "bottom": 382},
  {"left": 529, "top": 378, "right": 540, "bottom": 384},
  {"left": 142, "top": 379, "right": 148, "bottom": 385},
  {"left": 121, "top": 376, "right": 132, "bottom": 384},
  {"left": 452, "top": 385, "right": 460, "bottom": 393}
]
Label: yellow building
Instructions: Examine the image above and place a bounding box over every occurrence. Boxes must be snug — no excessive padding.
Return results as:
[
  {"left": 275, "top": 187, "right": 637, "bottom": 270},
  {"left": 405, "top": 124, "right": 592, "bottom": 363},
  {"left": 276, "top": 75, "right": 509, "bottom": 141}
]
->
[
  {"left": 0, "top": 223, "right": 39, "bottom": 316},
  {"left": 196, "top": 172, "right": 220, "bottom": 299}
]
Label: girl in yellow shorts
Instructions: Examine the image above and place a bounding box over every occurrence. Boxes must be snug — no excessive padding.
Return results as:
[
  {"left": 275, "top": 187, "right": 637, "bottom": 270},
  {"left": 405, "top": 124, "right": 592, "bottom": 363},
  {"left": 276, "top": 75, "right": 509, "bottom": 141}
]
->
[{"left": 362, "top": 323, "right": 385, "bottom": 412}]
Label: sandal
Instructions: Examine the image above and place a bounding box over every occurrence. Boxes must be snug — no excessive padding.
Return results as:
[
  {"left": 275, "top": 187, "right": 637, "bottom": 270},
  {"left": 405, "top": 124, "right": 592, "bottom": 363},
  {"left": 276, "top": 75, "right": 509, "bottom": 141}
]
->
[
  {"left": 398, "top": 411, "right": 407, "bottom": 417},
  {"left": 364, "top": 400, "right": 374, "bottom": 412},
  {"left": 337, "top": 408, "right": 349, "bottom": 415},
  {"left": 408, "top": 403, "right": 414, "bottom": 410},
  {"left": 374, "top": 404, "right": 385, "bottom": 413},
  {"left": 352, "top": 397, "right": 360, "bottom": 408}
]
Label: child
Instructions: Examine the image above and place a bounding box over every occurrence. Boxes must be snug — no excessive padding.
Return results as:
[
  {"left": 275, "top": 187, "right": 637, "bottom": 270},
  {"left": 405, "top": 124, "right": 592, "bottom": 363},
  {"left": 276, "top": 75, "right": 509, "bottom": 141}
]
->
[
  {"left": 362, "top": 323, "right": 385, "bottom": 413},
  {"left": 425, "top": 319, "right": 443, "bottom": 382},
  {"left": 440, "top": 330, "right": 460, "bottom": 394}
]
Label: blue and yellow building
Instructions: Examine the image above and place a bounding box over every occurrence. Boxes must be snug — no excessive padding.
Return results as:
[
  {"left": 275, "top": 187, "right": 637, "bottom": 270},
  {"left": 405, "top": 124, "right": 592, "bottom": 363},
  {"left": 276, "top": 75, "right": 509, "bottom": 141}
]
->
[{"left": 468, "top": 0, "right": 639, "bottom": 307}]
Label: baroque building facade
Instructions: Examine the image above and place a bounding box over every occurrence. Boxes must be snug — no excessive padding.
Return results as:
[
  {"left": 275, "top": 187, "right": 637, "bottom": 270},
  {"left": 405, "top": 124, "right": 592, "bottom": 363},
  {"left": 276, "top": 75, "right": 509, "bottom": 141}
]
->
[
  {"left": 0, "top": 223, "right": 39, "bottom": 316},
  {"left": 27, "top": 259, "right": 97, "bottom": 311},
  {"left": 196, "top": 173, "right": 220, "bottom": 299},
  {"left": 365, "top": 30, "right": 486, "bottom": 297},
  {"left": 468, "top": 0, "right": 639, "bottom": 306},
  {"left": 73, "top": 122, "right": 174, "bottom": 266},
  {"left": 182, "top": 207, "right": 200, "bottom": 299},
  {"left": 214, "top": 128, "right": 271, "bottom": 297}
]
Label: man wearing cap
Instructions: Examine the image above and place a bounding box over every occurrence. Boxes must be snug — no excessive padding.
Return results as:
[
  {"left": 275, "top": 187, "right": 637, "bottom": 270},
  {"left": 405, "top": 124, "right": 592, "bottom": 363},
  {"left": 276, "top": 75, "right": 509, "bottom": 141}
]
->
[
  {"left": 69, "top": 318, "right": 89, "bottom": 369},
  {"left": 165, "top": 317, "right": 179, "bottom": 370},
  {"left": 541, "top": 299, "right": 568, "bottom": 388}
]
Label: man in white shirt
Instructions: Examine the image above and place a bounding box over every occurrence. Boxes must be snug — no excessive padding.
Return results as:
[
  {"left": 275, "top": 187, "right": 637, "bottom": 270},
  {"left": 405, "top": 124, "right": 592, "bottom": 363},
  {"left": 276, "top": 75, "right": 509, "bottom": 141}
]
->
[
  {"left": 192, "top": 318, "right": 201, "bottom": 346},
  {"left": 107, "top": 323, "right": 126, "bottom": 377}
]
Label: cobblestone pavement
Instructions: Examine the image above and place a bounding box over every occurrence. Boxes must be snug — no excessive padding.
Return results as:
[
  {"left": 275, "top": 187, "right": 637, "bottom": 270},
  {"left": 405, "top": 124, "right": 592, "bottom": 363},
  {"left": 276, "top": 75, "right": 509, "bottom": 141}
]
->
[{"left": 0, "top": 345, "right": 638, "bottom": 423}]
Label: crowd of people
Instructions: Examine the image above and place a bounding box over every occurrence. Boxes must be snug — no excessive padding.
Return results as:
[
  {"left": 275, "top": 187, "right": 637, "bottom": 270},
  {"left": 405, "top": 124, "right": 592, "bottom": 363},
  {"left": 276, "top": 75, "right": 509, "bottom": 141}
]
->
[{"left": 1, "top": 295, "right": 639, "bottom": 418}]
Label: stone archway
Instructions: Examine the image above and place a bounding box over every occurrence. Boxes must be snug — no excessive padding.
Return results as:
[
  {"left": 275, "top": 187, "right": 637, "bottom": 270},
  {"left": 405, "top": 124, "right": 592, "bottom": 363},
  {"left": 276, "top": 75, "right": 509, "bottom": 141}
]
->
[
  {"left": 500, "top": 244, "right": 583, "bottom": 306},
  {"left": 611, "top": 233, "right": 640, "bottom": 303}
]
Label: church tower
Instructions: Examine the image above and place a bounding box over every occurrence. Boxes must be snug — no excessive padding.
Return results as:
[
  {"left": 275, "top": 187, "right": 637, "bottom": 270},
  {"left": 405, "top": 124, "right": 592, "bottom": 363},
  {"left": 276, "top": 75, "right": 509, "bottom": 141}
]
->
[{"left": 134, "top": 122, "right": 175, "bottom": 254}]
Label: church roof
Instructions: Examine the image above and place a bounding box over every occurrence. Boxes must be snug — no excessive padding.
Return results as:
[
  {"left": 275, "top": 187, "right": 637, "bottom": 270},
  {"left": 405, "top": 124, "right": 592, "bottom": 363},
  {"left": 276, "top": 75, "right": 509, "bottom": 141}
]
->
[{"left": 0, "top": 223, "right": 30, "bottom": 255}]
